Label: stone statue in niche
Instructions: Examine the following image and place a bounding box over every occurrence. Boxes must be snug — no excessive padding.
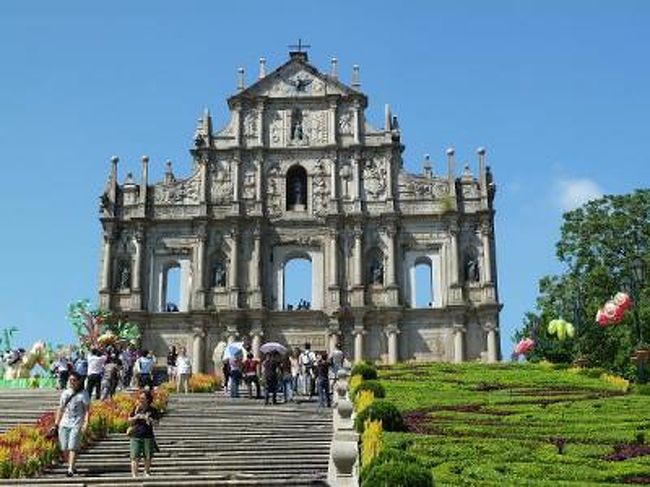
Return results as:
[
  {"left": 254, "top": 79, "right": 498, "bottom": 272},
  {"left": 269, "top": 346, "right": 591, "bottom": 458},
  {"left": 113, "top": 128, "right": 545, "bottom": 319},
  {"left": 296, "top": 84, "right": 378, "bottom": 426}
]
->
[
  {"left": 370, "top": 259, "right": 384, "bottom": 285},
  {"left": 464, "top": 252, "right": 480, "bottom": 283},
  {"left": 292, "top": 178, "right": 306, "bottom": 206},
  {"left": 117, "top": 261, "right": 131, "bottom": 290},
  {"left": 290, "top": 109, "right": 304, "bottom": 141},
  {"left": 213, "top": 262, "right": 226, "bottom": 287}
]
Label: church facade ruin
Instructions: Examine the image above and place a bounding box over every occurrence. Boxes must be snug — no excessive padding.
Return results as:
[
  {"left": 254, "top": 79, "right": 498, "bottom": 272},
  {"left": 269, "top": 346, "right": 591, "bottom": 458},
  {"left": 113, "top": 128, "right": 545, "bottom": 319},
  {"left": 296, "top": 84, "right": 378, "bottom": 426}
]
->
[{"left": 98, "top": 50, "right": 502, "bottom": 372}]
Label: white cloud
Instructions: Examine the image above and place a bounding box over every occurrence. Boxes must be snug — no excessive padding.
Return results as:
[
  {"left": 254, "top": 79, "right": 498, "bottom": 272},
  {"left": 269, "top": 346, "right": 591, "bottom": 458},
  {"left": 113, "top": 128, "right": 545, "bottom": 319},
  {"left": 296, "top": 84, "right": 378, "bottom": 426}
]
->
[{"left": 557, "top": 178, "right": 603, "bottom": 211}]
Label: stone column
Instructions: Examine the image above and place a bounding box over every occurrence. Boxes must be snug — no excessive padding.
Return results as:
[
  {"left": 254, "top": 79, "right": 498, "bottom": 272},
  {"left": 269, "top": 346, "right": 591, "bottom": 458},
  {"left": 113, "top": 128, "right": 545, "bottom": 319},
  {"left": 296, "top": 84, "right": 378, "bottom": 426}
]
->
[
  {"left": 328, "top": 98, "right": 337, "bottom": 145},
  {"left": 250, "top": 324, "right": 263, "bottom": 359},
  {"left": 329, "top": 230, "right": 338, "bottom": 288},
  {"left": 101, "top": 231, "right": 114, "bottom": 291},
  {"left": 192, "top": 328, "right": 205, "bottom": 373},
  {"left": 250, "top": 229, "right": 260, "bottom": 288},
  {"left": 352, "top": 100, "right": 360, "bottom": 145},
  {"left": 385, "top": 325, "right": 400, "bottom": 365},
  {"left": 194, "top": 226, "right": 207, "bottom": 309},
  {"left": 484, "top": 321, "right": 498, "bottom": 363},
  {"left": 353, "top": 227, "right": 363, "bottom": 286},
  {"left": 228, "top": 228, "right": 239, "bottom": 308},
  {"left": 233, "top": 158, "right": 240, "bottom": 202},
  {"left": 353, "top": 330, "right": 364, "bottom": 364},
  {"left": 450, "top": 222, "right": 460, "bottom": 284},
  {"left": 330, "top": 159, "right": 337, "bottom": 200},
  {"left": 328, "top": 317, "right": 340, "bottom": 355},
  {"left": 386, "top": 226, "right": 396, "bottom": 286},
  {"left": 132, "top": 230, "right": 143, "bottom": 292},
  {"left": 481, "top": 222, "right": 493, "bottom": 283},
  {"left": 453, "top": 325, "right": 466, "bottom": 363}
]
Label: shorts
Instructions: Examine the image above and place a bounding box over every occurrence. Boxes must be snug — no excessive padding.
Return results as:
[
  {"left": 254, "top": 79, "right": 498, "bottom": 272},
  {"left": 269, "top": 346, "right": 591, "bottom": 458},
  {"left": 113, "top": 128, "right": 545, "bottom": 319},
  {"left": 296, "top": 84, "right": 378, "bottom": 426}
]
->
[
  {"left": 130, "top": 437, "right": 156, "bottom": 460},
  {"left": 59, "top": 425, "right": 83, "bottom": 452},
  {"left": 167, "top": 366, "right": 177, "bottom": 378}
]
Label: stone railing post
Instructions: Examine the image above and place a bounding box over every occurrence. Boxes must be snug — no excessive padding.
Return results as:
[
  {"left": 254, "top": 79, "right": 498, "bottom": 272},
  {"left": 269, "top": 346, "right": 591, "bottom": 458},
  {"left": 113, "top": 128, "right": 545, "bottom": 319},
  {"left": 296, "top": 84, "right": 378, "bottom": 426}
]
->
[{"left": 328, "top": 369, "right": 359, "bottom": 487}]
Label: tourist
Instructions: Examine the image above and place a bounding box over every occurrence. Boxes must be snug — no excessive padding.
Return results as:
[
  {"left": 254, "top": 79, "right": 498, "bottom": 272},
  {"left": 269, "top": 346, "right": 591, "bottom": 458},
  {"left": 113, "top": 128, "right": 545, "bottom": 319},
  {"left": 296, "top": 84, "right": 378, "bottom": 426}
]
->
[
  {"left": 166, "top": 345, "right": 178, "bottom": 384},
  {"left": 263, "top": 351, "right": 280, "bottom": 405},
  {"left": 242, "top": 352, "right": 261, "bottom": 399},
  {"left": 222, "top": 358, "right": 231, "bottom": 393},
  {"left": 176, "top": 347, "right": 192, "bottom": 394},
  {"left": 51, "top": 353, "right": 71, "bottom": 390},
  {"left": 128, "top": 390, "right": 160, "bottom": 478},
  {"left": 100, "top": 354, "right": 120, "bottom": 400},
  {"left": 54, "top": 372, "right": 90, "bottom": 477},
  {"left": 290, "top": 349, "right": 300, "bottom": 396},
  {"left": 73, "top": 353, "right": 88, "bottom": 387},
  {"left": 281, "top": 355, "right": 293, "bottom": 403},
  {"left": 120, "top": 344, "right": 136, "bottom": 389},
  {"left": 86, "top": 348, "right": 106, "bottom": 400},
  {"left": 316, "top": 352, "right": 331, "bottom": 409},
  {"left": 229, "top": 351, "right": 243, "bottom": 398},
  {"left": 137, "top": 350, "right": 155, "bottom": 390},
  {"left": 300, "top": 343, "right": 316, "bottom": 397}
]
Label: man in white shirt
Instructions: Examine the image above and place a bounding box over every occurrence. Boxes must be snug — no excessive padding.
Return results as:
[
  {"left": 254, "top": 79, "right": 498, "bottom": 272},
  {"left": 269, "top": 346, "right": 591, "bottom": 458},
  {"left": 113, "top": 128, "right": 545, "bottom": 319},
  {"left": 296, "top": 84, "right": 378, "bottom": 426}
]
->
[
  {"left": 299, "top": 343, "right": 317, "bottom": 397},
  {"left": 137, "top": 350, "right": 155, "bottom": 390},
  {"left": 86, "top": 348, "right": 107, "bottom": 400},
  {"left": 176, "top": 347, "right": 192, "bottom": 394}
]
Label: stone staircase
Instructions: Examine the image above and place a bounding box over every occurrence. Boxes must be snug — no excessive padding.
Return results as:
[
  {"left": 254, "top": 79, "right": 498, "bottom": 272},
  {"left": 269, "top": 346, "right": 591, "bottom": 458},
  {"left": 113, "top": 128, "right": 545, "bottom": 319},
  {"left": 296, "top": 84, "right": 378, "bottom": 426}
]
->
[
  {"left": 6, "top": 392, "right": 333, "bottom": 486},
  {"left": 0, "top": 388, "right": 60, "bottom": 433}
]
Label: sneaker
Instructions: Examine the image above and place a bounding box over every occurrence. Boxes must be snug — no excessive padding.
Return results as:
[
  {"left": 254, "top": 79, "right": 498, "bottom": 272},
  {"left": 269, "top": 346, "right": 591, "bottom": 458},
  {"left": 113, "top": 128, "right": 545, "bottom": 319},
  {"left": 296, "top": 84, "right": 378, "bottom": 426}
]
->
[
  {"left": 66, "top": 471, "right": 74, "bottom": 478},
  {"left": 144, "top": 472, "right": 151, "bottom": 477}
]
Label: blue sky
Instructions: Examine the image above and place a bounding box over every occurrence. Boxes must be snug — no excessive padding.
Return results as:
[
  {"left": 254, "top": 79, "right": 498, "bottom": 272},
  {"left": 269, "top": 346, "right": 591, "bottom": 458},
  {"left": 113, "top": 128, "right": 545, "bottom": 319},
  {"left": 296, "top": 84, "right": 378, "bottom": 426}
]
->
[{"left": 0, "top": 1, "right": 648, "bottom": 355}]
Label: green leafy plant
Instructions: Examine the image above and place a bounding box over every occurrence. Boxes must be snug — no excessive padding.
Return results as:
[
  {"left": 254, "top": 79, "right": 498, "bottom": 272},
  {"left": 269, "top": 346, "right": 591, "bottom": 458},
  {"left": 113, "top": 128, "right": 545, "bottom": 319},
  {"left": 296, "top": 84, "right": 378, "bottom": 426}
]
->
[
  {"left": 362, "top": 461, "right": 434, "bottom": 487},
  {"left": 355, "top": 400, "right": 405, "bottom": 433},
  {"left": 353, "top": 380, "right": 386, "bottom": 400},
  {"left": 351, "top": 361, "right": 378, "bottom": 380}
]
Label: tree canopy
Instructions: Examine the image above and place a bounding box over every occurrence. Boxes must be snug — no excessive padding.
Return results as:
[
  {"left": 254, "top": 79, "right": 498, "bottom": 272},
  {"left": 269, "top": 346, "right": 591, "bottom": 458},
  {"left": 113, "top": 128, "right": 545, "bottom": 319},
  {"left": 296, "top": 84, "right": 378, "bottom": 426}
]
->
[{"left": 515, "top": 189, "right": 649, "bottom": 377}]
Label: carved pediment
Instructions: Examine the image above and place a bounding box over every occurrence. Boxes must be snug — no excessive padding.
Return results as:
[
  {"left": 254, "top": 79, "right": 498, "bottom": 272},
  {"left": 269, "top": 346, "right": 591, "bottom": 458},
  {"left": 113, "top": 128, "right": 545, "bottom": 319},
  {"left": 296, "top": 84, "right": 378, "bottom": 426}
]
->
[{"left": 233, "top": 57, "right": 358, "bottom": 101}]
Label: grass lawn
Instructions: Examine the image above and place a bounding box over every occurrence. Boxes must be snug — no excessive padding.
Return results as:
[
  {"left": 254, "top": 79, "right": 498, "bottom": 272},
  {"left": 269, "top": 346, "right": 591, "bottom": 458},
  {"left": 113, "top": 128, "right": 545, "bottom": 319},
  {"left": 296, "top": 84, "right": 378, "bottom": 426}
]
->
[{"left": 378, "top": 362, "right": 650, "bottom": 486}]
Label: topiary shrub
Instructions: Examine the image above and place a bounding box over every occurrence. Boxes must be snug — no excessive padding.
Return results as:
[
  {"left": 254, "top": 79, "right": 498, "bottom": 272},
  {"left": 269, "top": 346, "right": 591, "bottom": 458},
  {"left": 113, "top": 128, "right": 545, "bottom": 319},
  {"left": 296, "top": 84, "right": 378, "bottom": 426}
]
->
[
  {"left": 362, "top": 461, "right": 434, "bottom": 487},
  {"left": 360, "top": 447, "right": 419, "bottom": 482},
  {"left": 353, "top": 380, "right": 386, "bottom": 400},
  {"left": 355, "top": 399, "right": 405, "bottom": 433},
  {"left": 351, "top": 361, "right": 378, "bottom": 380}
]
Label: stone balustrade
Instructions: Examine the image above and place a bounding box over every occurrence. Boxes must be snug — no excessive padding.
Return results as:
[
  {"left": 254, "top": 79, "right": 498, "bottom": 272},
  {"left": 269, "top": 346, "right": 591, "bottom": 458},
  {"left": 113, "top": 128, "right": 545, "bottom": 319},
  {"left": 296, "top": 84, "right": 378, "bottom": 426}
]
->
[{"left": 328, "top": 368, "right": 360, "bottom": 486}]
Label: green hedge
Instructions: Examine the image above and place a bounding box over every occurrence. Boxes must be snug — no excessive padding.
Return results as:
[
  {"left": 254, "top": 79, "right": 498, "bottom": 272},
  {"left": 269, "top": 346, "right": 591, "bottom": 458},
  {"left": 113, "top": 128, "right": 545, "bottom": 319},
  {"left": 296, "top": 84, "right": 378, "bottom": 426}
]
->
[
  {"left": 353, "top": 380, "right": 386, "bottom": 400},
  {"left": 362, "top": 461, "right": 434, "bottom": 487},
  {"left": 355, "top": 399, "right": 405, "bottom": 433},
  {"left": 351, "top": 362, "right": 378, "bottom": 380}
]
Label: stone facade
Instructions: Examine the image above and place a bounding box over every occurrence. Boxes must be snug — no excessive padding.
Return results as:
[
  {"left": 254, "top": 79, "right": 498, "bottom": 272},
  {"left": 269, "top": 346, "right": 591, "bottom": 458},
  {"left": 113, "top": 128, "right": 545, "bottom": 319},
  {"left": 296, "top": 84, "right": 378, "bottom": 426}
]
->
[{"left": 98, "top": 51, "right": 502, "bottom": 372}]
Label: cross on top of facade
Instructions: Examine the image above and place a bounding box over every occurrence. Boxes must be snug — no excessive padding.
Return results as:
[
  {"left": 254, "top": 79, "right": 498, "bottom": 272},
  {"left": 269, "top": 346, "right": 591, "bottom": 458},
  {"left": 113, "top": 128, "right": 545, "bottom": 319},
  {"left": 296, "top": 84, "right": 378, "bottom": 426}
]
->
[{"left": 288, "top": 38, "right": 311, "bottom": 53}]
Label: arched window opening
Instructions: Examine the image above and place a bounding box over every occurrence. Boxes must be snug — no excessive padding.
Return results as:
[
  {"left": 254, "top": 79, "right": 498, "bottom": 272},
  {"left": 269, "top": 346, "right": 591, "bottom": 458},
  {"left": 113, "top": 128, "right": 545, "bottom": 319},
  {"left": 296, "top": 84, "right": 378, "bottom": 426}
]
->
[
  {"left": 286, "top": 165, "right": 307, "bottom": 211},
  {"left": 164, "top": 264, "right": 181, "bottom": 312},
  {"left": 283, "top": 257, "right": 312, "bottom": 310},
  {"left": 414, "top": 260, "right": 433, "bottom": 308},
  {"left": 212, "top": 260, "right": 227, "bottom": 288}
]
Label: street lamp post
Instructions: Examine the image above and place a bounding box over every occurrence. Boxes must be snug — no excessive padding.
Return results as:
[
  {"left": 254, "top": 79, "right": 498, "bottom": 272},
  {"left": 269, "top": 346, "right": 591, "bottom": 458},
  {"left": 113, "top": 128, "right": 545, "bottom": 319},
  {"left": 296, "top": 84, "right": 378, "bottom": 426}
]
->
[{"left": 630, "top": 257, "right": 647, "bottom": 384}]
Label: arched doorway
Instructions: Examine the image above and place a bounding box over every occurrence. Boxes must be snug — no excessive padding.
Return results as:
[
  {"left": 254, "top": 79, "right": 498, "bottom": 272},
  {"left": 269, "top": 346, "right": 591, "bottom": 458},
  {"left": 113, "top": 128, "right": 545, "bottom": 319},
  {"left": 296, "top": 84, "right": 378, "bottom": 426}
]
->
[
  {"left": 163, "top": 264, "right": 181, "bottom": 312},
  {"left": 283, "top": 257, "right": 312, "bottom": 310},
  {"left": 414, "top": 257, "right": 433, "bottom": 308}
]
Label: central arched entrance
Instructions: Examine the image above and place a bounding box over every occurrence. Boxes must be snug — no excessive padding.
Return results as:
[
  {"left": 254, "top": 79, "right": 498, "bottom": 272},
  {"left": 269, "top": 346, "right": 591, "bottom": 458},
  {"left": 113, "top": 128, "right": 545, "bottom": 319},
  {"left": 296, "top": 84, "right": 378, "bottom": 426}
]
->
[{"left": 283, "top": 256, "right": 312, "bottom": 310}]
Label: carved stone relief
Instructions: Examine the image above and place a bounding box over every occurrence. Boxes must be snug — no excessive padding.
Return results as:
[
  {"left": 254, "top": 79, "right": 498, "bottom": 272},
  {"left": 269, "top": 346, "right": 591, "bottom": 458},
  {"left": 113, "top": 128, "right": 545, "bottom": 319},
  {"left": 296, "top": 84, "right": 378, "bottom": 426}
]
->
[
  {"left": 265, "top": 163, "right": 283, "bottom": 217},
  {"left": 338, "top": 107, "right": 353, "bottom": 135},
  {"left": 243, "top": 109, "right": 259, "bottom": 139},
  {"left": 312, "top": 159, "right": 329, "bottom": 216},
  {"left": 363, "top": 157, "right": 387, "bottom": 201},
  {"left": 269, "top": 110, "right": 284, "bottom": 146},
  {"left": 210, "top": 160, "right": 232, "bottom": 205},
  {"left": 153, "top": 171, "right": 200, "bottom": 205}
]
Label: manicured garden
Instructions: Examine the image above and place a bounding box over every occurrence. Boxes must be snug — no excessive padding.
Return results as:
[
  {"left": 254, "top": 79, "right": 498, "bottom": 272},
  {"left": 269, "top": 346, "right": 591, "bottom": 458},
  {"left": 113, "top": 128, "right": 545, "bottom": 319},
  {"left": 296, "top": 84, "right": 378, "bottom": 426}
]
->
[{"left": 371, "top": 362, "right": 650, "bottom": 486}]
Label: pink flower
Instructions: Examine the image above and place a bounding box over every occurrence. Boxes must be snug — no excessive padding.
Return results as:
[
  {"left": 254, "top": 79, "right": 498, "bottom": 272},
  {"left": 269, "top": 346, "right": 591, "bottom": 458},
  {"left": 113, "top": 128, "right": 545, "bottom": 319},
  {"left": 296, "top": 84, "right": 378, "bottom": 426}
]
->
[
  {"left": 514, "top": 338, "right": 535, "bottom": 357},
  {"left": 613, "top": 292, "right": 632, "bottom": 312},
  {"left": 596, "top": 309, "right": 610, "bottom": 327}
]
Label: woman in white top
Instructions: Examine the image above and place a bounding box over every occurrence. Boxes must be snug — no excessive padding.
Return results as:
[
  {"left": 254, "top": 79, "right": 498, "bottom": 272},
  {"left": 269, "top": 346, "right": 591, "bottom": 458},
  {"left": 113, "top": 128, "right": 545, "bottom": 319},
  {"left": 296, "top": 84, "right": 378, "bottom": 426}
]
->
[{"left": 176, "top": 348, "right": 192, "bottom": 394}]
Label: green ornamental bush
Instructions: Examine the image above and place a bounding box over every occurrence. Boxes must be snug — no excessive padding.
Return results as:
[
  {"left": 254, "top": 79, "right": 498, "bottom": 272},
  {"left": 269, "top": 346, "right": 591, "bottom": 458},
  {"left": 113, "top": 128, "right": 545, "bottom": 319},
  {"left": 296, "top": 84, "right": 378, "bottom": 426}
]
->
[
  {"left": 353, "top": 380, "right": 386, "bottom": 399},
  {"left": 355, "top": 399, "right": 405, "bottom": 433},
  {"left": 351, "top": 362, "right": 378, "bottom": 380},
  {"left": 362, "top": 461, "right": 434, "bottom": 487},
  {"left": 360, "top": 448, "right": 419, "bottom": 482}
]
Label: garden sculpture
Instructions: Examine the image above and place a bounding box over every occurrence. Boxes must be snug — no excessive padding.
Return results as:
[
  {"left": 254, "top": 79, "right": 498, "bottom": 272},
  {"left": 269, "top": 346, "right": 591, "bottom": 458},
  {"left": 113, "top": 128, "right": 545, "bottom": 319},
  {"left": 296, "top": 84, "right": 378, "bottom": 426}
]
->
[{"left": 2, "top": 341, "right": 52, "bottom": 379}]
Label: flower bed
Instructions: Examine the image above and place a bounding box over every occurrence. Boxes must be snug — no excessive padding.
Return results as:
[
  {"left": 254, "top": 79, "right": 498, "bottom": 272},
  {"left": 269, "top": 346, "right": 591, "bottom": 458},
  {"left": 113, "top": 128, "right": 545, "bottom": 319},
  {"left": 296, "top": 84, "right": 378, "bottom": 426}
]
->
[
  {"left": 0, "top": 389, "right": 169, "bottom": 478},
  {"left": 160, "top": 373, "right": 221, "bottom": 393},
  {"left": 0, "top": 378, "right": 58, "bottom": 389}
]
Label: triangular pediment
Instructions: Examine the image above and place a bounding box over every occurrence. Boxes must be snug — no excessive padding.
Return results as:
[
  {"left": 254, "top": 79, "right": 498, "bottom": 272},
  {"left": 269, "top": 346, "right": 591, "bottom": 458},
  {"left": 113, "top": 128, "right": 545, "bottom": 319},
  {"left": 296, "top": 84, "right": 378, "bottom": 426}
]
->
[{"left": 230, "top": 55, "right": 362, "bottom": 103}]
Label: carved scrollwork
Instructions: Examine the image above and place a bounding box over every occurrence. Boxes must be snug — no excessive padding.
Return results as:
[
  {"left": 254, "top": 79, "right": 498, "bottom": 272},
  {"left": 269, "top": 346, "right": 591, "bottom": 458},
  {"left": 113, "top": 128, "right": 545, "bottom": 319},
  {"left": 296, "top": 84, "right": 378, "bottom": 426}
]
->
[
  {"left": 363, "top": 157, "right": 387, "bottom": 200},
  {"left": 210, "top": 161, "right": 233, "bottom": 205},
  {"left": 153, "top": 171, "right": 200, "bottom": 205}
]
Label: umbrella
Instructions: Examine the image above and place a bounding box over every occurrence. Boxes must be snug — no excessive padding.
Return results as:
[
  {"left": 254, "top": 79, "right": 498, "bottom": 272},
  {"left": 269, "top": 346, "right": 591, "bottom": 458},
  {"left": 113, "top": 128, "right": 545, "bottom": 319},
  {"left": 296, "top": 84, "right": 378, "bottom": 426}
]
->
[
  {"left": 259, "top": 342, "right": 287, "bottom": 355},
  {"left": 223, "top": 342, "right": 245, "bottom": 360}
]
